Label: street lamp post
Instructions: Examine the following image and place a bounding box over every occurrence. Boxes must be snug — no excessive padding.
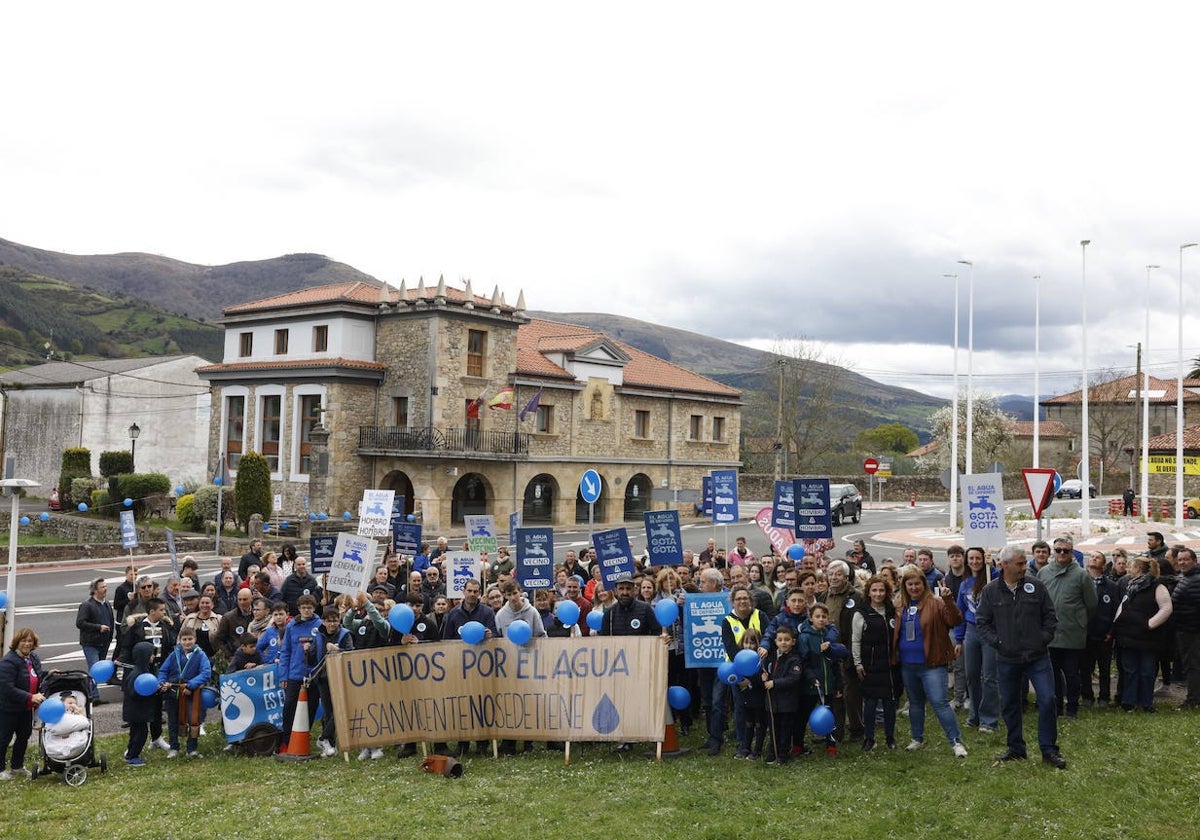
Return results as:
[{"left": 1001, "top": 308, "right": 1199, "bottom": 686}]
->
[
  {"left": 2, "top": 477, "right": 39, "bottom": 649},
  {"left": 1178, "top": 244, "right": 1197, "bottom": 526},
  {"left": 1142, "top": 265, "right": 1159, "bottom": 514},
  {"left": 1033, "top": 275, "right": 1041, "bottom": 470},
  {"left": 129, "top": 422, "right": 141, "bottom": 472},
  {"left": 946, "top": 274, "right": 960, "bottom": 529},
  {"left": 958, "top": 260, "right": 975, "bottom": 476},
  {"left": 1080, "top": 240, "right": 1091, "bottom": 537}
]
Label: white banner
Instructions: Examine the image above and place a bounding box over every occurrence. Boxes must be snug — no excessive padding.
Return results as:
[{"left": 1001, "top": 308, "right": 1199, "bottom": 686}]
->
[
  {"left": 446, "top": 552, "right": 483, "bottom": 599},
  {"left": 358, "top": 489, "right": 395, "bottom": 538},
  {"left": 327, "top": 532, "right": 378, "bottom": 595},
  {"left": 960, "top": 472, "right": 1007, "bottom": 548}
]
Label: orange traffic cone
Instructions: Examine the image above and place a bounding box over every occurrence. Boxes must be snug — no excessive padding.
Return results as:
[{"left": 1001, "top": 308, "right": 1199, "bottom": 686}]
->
[
  {"left": 652, "top": 706, "right": 689, "bottom": 760},
  {"left": 275, "top": 683, "right": 315, "bottom": 762}
]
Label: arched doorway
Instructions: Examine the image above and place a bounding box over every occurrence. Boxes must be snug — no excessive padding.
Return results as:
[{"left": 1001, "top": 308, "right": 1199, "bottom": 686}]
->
[
  {"left": 623, "top": 473, "right": 653, "bottom": 520},
  {"left": 523, "top": 473, "right": 558, "bottom": 523},
  {"left": 575, "top": 474, "right": 608, "bottom": 523},
  {"left": 451, "top": 473, "right": 491, "bottom": 524},
  {"left": 380, "top": 470, "right": 415, "bottom": 516}
]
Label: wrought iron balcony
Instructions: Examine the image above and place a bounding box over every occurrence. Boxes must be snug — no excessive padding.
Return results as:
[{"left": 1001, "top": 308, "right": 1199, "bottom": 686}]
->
[{"left": 358, "top": 426, "right": 530, "bottom": 457}]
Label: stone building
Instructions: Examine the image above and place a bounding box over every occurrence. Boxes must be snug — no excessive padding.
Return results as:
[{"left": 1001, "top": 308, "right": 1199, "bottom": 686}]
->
[{"left": 197, "top": 278, "right": 742, "bottom": 533}]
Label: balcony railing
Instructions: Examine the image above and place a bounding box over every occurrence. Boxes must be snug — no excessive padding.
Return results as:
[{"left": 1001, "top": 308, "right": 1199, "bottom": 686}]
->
[{"left": 358, "top": 426, "right": 530, "bottom": 456}]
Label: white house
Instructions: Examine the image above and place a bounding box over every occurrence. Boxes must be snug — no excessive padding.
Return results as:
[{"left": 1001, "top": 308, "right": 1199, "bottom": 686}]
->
[{"left": 0, "top": 355, "right": 211, "bottom": 494}]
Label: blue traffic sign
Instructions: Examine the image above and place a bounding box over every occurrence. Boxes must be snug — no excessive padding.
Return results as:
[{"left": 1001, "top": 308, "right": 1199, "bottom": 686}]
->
[{"left": 580, "top": 469, "right": 602, "bottom": 504}]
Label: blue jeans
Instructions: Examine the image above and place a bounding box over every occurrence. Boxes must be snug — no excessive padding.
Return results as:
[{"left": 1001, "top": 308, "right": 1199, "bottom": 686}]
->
[
  {"left": 81, "top": 645, "right": 105, "bottom": 699},
  {"left": 1119, "top": 648, "right": 1158, "bottom": 709},
  {"left": 900, "top": 663, "right": 962, "bottom": 745},
  {"left": 996, "top": 655, "right": 1058, "bottom": 756},
  {"left": 963, "top": 623, "right": 1000, "bottom": 728}
]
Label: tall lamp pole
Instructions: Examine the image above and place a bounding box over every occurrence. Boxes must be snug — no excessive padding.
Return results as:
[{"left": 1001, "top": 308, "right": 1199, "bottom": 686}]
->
[
  {"left": 1142, "top": 265, "right": 1159, "bottom": 513},
  {"left": 129, "top": 422, "right": 141, "bottom": 472},
  {"left": 947, "top": 273, "right": 960, "bottom": 529},
  {"left": 2, "top": 478, "right": 39, "bottom": 649},
  {"left": 1033, "top": 275, "right": 1041, "bottom": 469},
  {"left": 958, "top": 260, "right": 975, "bottom": 476},
  {"left": 1178, "top": 244, "right": 1197, "bottom": 526},
  {"left": 1080, "top": 240, "right": 1091, "bottom": 537}
]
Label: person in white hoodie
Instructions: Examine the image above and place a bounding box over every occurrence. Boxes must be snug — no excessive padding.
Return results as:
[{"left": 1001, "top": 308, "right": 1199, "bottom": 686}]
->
[{"left": 494, "top": 580, "right": 547, "bottom": 754}]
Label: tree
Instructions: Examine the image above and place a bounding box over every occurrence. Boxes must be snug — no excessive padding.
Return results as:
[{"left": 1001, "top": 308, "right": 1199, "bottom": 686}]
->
[
  {"left": 921, "top": 395, "right": 1014, "bottom": 474},
  {"left": 58, "top": 447, "right": 91, "bottom": 507},
  {"left": 856, "top": 423, "right": 919, "bottom": 456},
  {"left": 234, "top": 450, "right": 271, "bottom": 526},
  {"left": 1080, "top": 369, "right": 1139, "bottom": 494}
]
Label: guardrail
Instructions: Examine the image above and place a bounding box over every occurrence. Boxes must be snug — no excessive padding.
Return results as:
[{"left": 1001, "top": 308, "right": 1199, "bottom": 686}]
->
[{"left": 358, "top": 426, "right": 530, "bottom": 456}]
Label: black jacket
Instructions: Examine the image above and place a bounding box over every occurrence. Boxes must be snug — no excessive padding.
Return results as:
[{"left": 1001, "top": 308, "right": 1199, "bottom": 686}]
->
[
  {"left": 1087, "top": 574, "right": 1121, "bottom": 640},
  {"left": 0, "top": 649, "right": 45, "bottom": 713},
  {"left": 976, "top": 576, "right": 1057, "bottom": 664},
  {"left": 76, "top": 596, "right": 115, "bottom": 650},
  {"left": 1173, "top": 568, "right": 1200, "bottom": 633}
]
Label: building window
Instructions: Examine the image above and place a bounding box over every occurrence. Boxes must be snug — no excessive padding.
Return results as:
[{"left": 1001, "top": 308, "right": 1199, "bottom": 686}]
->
[
  {"left": 536, "top": 404, "right": 553, "bottom": 433},
  {"left": 712, "top": 416, "right": 726, "bottom": 442},
  {"left": 634, "top": 409, "right": 651, "bottom": 438},
  {"left": 394, "top": 396, "right": 410, "bottom": 428},
  {"left": 260, "top": 394, "right": 282, "bottom": 471},
  {"left": 467, "top": 329, "right": 487, "bottom": 377},
  {"left": 239, "top": 332, "right": 253, "bottom": 358},
  {"left": 689, "top": 415, "right": 703, "bottom": 440},
  {"left": 312, "top": 325, "right": 328, "bottom": 352},
  {"left": 296, "top": 394, "right": 322, "bottom": 475},
  {"left": 274, "top": 329, "right": 289, "bottom": 355},
  {"left": 225, "top": 395, "right": 245, "bottom": 467}
]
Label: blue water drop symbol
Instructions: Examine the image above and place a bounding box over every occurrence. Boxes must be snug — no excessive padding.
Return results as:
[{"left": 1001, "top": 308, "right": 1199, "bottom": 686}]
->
[{"left": 591, "top": 693, "right": 621, "bottom": 735}]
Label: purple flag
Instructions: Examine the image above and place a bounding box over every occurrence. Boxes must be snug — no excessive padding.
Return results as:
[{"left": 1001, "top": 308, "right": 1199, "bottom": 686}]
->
[{"left": 518, "top": 388, "right": 543, "bottom": 421}]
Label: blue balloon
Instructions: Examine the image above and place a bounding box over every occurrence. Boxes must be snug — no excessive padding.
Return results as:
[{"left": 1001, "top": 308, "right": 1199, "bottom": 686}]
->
[
  {"left": 460, "top": 621, "right": 486, "bottom": 645},
  {"left": 406, "top": 514, "right": 415, "bottom": 522},
  {"left": 343, "top": 511, "right": 352, "bottom": 520},
  {"left": 506, "top": 619, "right": 532, "bottom": 646},
  {"left": 586, "top": 609, "right": 604, "bottom": 632},
  {"left": 734, "top": 648, "right": 761, "bottom": 678},
  {"left": 308, "top": 513, "right": 316, "bottom": 521},
  {"left": 89, "top": 660, "right": 115, "bottom": 683},
  {"left": 38, "top": 512, "right": 49, "bottom": 522},
  {"left": 134, "top": 673, "right": 160, "bottom": 697},
  {"left": 18, "top": 516, "right": 30, "bottom": 526},
  {"left": 213, "top": 476, "right": 222, "bottom": 485},
  {"left": 38, "top": 697, "right": 65, "bottom": 726},
  {"left": 717, "top": 661, "right": 740, "bottom": 685},
  {"left": 201, "top": 687, "right": 220, "bottom": 709},
  {"left": 77, "top": 502, "right": 89, "bottom": 512},
  {"left": 124, "top": 498, "right": 133, "bottom": 508},
  {"left": 175, "top": 485, "right": 186, "bottom": 496},
  {"left": 317, "top": 512, "right": 328, "bottom": 521},
  {"left": 0, "top": 592, "right": 7, "bottom": 609},
  {"left": 280, "top": 521, "right": 289, "bottom": 529},
  {"left": 667, "top": 685, "right": 692, "bottom": 711},
  {"left": 389, "top": 604, "right": 415, "bottom": 634},
  {"left": 556, "top": 600, "right": 580, "bottom": 627},
  {"left": 653, "top": 599, "right": 679, "bottom": 627},
  {"left": 787, "top": 543, "right": 806, "bottom": 561},
  {"left": 809, "top": 704, "right": 836, "bottom": 737}
]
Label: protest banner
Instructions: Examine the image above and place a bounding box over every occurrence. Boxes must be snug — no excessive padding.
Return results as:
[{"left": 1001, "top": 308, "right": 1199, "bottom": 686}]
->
[
  {"left": 327, "top": 637, "right": 666, "bottom": 749},
  {"left": 682, "top": 591, "right": 731, "bottom": 668},
  {"left": 465, "top": 514, "right": 499, "bottom": 554},
  {"left": 358, "top": 489, "right": 394, "bottom": 538},
  {"left": 220, "top": 664, "right": 284, "bottom": 743},
  {"left": 514, "top": 527, "right": 554, "bottom": 590},
  {"left": 771, "top": 480, "right": 795, "bottom": 530},
  {"left": 643, "top": 510, "right": 683, "bottom": 566},
  {"left": 309, "top": 535, "right": 337, "bottom": 574},
  {"left": 326, "top": 532, "right": 378, "bottom": 596},
  {"left": 446, "top": 552, "right": 483, "bottom": 598},
  {"left": 593, "top": 527, "right": 636, "bottom": 589},
  {"left": 391, "top": 521, "right": 422, "bottom": 556},
  {"left": 961, "top": 472, "right": 1006, "bottom": 548}
]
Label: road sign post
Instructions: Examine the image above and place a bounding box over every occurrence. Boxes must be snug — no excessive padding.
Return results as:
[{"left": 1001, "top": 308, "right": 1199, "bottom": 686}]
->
[
  {"left": 1022, "top": 468, "right": 1058, "bottom": 542},
  {"left": 864, "top": 458, "right": 879, "bottom": 502}
]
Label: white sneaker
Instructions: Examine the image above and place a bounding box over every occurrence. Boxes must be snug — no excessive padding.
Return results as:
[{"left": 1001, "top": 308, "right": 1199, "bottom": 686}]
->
[
  {"left": 9, "top": 768, "right": 30, "bottom": 778},
  {"left": 0, "top": 770, "right": 13, "bottom": 781},
  {"left": 186, "top": 751, "right": 201, "bottom": 758},
  {"left": 905, "top": 739, "right": 924, "bottom": 751},
  {"left": 952, "top": 741, "right": 968, "bottom": 758},
  {"left": 357, "top": 748, "right": 371, "bottom": 761},
  {"left": 319, "top": 739, "right": 337, "bottom": 758},
  {"left": 199, "top": 725, "right": 207, "bottom": 736},
  {"left": 369, "top": 748, "right": 384, "bottom": 760},
  {"left": 153, "top": 737, "right": 170, "bottom": 751},
  {"left": 978, "top": 725, "right": 996, "bottom": 734},
  {"left": 166, "top": 749, "right": 179, "bottom": 759}
]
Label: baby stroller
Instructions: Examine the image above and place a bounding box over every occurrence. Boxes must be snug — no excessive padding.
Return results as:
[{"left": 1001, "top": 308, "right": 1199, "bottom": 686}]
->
[{"left": 30, "top": 671, "right": 108, "bottom": 786}]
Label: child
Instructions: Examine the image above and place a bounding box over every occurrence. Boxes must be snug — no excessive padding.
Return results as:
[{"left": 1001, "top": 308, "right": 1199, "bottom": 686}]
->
[
  {"left": 315, "top": 606, "right": 354, "bottom": 758},
  {"left": 757, "top": 588, "right": 808, "bottom": 659},
  {"left": 43, "top": 694, "right": 90, "bottom": 762},
  {"left": 761, "top": 625, "right": 804, "bottom": 765},
  {"left": 157, "top": 628, "right": 212, "bottom": 758},
  {"left": 229, "top": 634, "right": 263, "bottom": 671},
  {"left": 123, "top": 641, "right": 159, "bottom": 767},
  {"left": 798, "top": 603, "right": 849, "bottom": 756},
  {"left": 734, "top": 628, "right": 768, "bottom": 760},
  {"left": 256, "top": 602, "right": 290, "bottom": 664}
]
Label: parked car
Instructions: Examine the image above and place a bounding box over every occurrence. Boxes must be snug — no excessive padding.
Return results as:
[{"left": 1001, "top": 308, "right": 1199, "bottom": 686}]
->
[
  {"left": 1056, "top": 479, "right": 1096, "bottom": 499},
  {"left": 829, "top": 483, "right": 862, "bottom": 526}
]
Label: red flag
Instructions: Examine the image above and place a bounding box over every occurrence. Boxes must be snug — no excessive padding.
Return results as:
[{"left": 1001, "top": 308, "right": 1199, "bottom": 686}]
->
[{"left": 487, "top": 386, "right": 514, "bottom": 410}]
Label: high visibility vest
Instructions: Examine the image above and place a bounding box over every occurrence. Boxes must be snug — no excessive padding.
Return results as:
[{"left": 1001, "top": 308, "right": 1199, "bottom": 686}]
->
[{"left": 723, "top": 610, "right": 763, "bottom": 659}]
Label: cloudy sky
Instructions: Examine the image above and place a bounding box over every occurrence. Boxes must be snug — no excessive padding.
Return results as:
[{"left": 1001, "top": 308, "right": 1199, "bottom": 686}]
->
[{"left": 6, "top": 2, "right": 1200, "bottom": 398}]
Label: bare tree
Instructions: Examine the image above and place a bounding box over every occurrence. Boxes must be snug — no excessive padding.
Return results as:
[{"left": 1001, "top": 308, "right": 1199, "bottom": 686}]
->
[
  {"left": 1082, "top": 369, "right": 1139, "bottom": 494},
  {"left": 921, "top": 394, "right": 1014, "bottom": 474}
]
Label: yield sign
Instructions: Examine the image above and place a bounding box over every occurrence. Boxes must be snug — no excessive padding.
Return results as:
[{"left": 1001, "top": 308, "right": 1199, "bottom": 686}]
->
[{"left": 1021, "top": 468, "right": 1057, "bottom": 518}]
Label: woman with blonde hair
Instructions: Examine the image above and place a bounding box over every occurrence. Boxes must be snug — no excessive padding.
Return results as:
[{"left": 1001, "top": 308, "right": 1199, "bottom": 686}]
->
[{"left": 1112, "top": 557, "right": 1173, "bottom": 711}]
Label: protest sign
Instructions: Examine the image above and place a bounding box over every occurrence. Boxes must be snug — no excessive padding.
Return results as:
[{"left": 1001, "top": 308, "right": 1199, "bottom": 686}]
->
[
  {"left": 593, "top": 527, "right": 636, "bottom": 589},
  {"left": 326, "top": 532, "right": 378, "bottom": 595},
  {"left": 446, "top": 552, "right": 483, "bottom": 599},
  {"left": 464, "top": 514, "right": 499, "bottom": 554},
  {"left": 358, "top": 489, "right": 394, "bottom": 538},
  {"left": 682, "top": 591, "right": 731, "bottom": 668},
  {"left": 515, "top": 528, "right": 554, "bottom": 590},
  {"left": 220, "top": 664, "right": 284, "bottom": 743},
  {"left": 643, "top": 510, "right": 683, "bottom": 566}
]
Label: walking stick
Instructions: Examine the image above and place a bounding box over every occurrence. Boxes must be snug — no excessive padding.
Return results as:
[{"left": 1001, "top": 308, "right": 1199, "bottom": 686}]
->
[{"left": 764, "top": 667, "right": 779, "bottom": 763}]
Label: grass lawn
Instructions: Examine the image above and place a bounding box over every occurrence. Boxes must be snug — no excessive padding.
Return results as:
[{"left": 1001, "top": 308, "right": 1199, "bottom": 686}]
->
[{"left": 4, "top": 706, "right": 1198, "bottom": 840}]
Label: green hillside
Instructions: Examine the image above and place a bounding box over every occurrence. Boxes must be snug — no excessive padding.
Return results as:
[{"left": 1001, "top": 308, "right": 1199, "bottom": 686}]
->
[{"left": 0, "top": 267, "right": 222, "bottom": 368}]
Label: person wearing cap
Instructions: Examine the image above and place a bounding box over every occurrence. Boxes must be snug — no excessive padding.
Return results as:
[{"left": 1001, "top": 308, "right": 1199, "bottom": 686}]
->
[{"left": 601, "top": 575, "right": 664, "bottom": 752}]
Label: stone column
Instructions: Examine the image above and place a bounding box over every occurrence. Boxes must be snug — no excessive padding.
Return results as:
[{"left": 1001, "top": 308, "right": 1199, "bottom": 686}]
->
[{"left": 308, "top": 427, "right": 330, "bottom": 516}]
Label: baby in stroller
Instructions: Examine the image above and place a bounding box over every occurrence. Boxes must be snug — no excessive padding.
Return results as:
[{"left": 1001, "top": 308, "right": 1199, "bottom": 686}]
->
[{"left": 43, "top": 692, "right": 91, "bottom": 762}]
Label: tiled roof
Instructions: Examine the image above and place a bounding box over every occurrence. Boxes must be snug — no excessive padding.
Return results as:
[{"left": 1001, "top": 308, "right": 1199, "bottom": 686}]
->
[
  {"left": 907, "top": 441, "right": 939, "bottom": 458},
  {"left": 222, "top": 279, "right": 513, "bottom": 315},
  {"left": 1012, "top": 420, "right": 1073, "bottom": 438},
  {"left": 0, "top": 355, "right": 197, "bottom": 387},
  {"left": 516, "top": 319, "right": 740, "bottom": 398},
  {"left": 1043, "top": 374, "right": 1200, "bottom": 405},
  {"left": 196, "top": 357, "right": 387, "bottom": 374},
  {"left": 1142, "top": 424, "right": 1200, "bottom": 452}
]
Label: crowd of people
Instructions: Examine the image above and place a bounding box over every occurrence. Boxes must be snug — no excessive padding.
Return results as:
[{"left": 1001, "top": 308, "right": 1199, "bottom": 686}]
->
[{"left": 2, "top": 529, "right": 1198, "bottom": 778}]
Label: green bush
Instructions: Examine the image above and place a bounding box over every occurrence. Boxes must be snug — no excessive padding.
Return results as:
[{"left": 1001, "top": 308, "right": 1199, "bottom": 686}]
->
[
  {"left": 108, "top": 473, "right": 171, "bottom": 519},
  {"left": 58, "top": 447, "right": 91, "bottom": 506},
  {"left": 71, "top": 477, "right": 100, "bottom": 509},
  {"left": 91, "top": 490, "right": 111, "bottom": 512},
  {"left": 191, "top": 485, "right": 237, "bottom": 528},
  {"left": 176, "top": 493, "right": 197, "bottom": 530},
  {"left": 99, "top": 450, "right": 134, "bottom": 477},
  {"left": 235, "top": 450, "right": 271, "bottom": 526}
]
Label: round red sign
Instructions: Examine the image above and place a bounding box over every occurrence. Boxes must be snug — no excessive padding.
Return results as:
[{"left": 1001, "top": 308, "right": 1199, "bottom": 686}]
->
[{"left": 863, "top": 458, "right": 879, "bottom": 475}]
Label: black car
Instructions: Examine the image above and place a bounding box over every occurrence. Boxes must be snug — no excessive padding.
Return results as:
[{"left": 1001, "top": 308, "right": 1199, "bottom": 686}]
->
[{"left": 830, "top": 483, "right": 862, "bottom": 526}]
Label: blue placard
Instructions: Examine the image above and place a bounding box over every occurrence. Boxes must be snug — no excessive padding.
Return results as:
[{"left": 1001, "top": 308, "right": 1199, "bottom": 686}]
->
[
  {"left": 683, "top": 592, "right": 732, "bottom": 668},
  {"left": 643, "top": 510, "right": 683, "bottom": 566},
  {"left": 389, "top": 495, "right": 407, "bottom": 524},
  {"left": 771, "top": 480, "right": 796, "bottom": 529},
  {"left": 515, "top": 527, "right": 554, "bottom": 590},
  {"left": 580, "top": 469, "right": 602, "bottom": 504},
  {"left": 702, "top": 476, "right": 714, "bottom": 516},
  {"left": 509, "top": 510, "right": 522, "bottom": 546},
  {"left": 219, "top": 664, "right": 284, "bottom": 743},
  {"left": 309, "top": 535, "right": 338, "bottom": 574},
  {"left": 120, "top": 510, "right": 138, "bottom": 549},
  {"left": 391, "top": 522, "right": 422, "bottom": 556},
  {"left": 711, "top": 469, "right": 739, "bottom": 524},
  {"left": 792, "top": 478, "right": 832, "bottom": 540},
  {"left": 593, "top": 527, "right": 636, "bottom": 589}
]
